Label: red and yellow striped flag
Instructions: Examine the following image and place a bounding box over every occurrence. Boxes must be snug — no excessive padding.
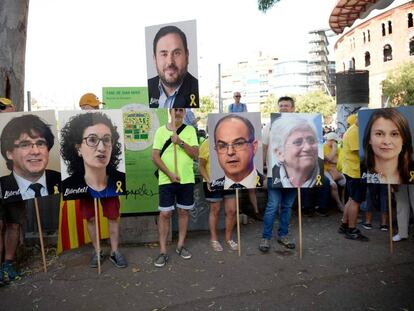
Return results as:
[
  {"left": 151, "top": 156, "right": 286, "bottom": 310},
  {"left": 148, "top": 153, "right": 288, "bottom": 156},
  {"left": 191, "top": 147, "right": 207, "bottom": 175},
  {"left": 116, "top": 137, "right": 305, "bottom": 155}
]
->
[{"left": 57, "top": 197, "right": 109, "bottom": 254}]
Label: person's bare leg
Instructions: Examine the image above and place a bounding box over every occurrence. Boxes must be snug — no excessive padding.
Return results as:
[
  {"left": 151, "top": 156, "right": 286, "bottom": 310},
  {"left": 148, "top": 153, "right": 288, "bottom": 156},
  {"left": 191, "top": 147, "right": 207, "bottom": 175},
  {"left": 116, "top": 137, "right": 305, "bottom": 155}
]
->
[
  {"left": 86, "top": 218, "right": 98, "bottom": 250},
  {"left": 248, "top": 189, "right": 259, "bottom": 214},
  {"left": 224, "top": 197, "right": 236, "bottom": 242},
  {"left": 365, "top": 211, "right": 373, "bottom": 225},
  {"left": 380, "top": 213, "right": 388, "bottom": 226},
  {"left": 158, "top": 211, "right": 172, "bottom": 254},
  {"left": 342, "top": 199, "right": 351, "bottom": 224},
  {"left": 209, "top": 202, "right": 221, "bottom": 241},
  {"left": 5, "top": 223, "right": 19, "bottom": 261},
  {"left": 108, "top": 219, "right": 119, "bottom": 253},
  {"left": 347, "top": 199, "right": 360, "bottom": 228},
  {"left": 177, "top": 208, "right": 189, "bottom": 248},
  {"left": 330, "top": 183, "right": 344, "bottom": 210}
]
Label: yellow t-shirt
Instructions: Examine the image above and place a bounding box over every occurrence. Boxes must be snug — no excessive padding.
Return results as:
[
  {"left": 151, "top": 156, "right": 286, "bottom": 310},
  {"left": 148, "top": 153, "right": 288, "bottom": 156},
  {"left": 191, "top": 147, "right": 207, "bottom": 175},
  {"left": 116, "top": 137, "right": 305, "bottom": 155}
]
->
[
  {"left": 153, "top": 125, "right": 198, "bottom": 185},
  {"left": 341, "top": 124, "right": 360, "bottom": 178},
  {"left": 199, "top": 138, "right": 210, "bottom": 182},
  {"left": 323, "top": 143, "right": 338, "bottom": 172}
]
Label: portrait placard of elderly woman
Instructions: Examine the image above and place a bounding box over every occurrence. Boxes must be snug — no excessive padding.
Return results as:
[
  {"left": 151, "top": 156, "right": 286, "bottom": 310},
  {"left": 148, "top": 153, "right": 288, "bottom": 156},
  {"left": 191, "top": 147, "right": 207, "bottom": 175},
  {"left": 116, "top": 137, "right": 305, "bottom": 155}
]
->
[
  {"left": 270, "top": 113, "right": 324, "bottom": 188},
  {"left": 59, "top": 110, "right": 126, "bottom": 200}
]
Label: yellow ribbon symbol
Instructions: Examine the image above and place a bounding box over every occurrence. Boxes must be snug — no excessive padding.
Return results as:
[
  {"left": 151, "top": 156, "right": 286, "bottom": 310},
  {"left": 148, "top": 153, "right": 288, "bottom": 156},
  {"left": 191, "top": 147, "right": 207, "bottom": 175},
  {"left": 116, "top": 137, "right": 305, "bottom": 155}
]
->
[
  {"left": 54, "top": 185, "right": 59, "bottom": 194},
  {"left": 189, "top": 94, "right": 196, "bottom": 107},
  {"left": 409, "top": 171, "right": 414, "bottom": 182},
  {"left": 316, "top": 175, "right": 322, "bottom": 186},
  {"left": 256, "top": 175, "right": 261, "bottom": 187},
  {"left": 116, "top": 181, "right": 123, "bottom": 193}
]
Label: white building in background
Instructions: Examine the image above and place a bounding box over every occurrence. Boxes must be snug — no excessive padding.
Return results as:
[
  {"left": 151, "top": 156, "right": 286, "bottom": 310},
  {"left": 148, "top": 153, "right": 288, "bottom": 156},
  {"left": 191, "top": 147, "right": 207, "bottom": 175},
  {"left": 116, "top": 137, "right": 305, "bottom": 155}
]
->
[{"left": 219, "top": 30, "right": 336, "bottom": 112}]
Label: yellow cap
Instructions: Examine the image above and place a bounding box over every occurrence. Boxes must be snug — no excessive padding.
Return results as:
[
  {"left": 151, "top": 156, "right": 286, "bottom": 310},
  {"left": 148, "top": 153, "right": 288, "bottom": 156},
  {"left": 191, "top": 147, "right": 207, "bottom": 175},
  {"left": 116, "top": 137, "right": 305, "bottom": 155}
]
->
[
  {"left": 79, "top": 93, "right": 103, "bottom": 108},
  {"left": 0, "top": 97, "right": 14, "bottom": 107}
]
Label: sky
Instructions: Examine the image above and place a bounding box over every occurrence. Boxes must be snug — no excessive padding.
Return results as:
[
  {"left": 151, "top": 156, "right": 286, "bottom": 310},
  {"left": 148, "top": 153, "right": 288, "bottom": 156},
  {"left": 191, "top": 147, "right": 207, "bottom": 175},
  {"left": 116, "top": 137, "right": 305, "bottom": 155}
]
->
[{"left": 25, "top": 0, "right": 340, "bottom": 110}]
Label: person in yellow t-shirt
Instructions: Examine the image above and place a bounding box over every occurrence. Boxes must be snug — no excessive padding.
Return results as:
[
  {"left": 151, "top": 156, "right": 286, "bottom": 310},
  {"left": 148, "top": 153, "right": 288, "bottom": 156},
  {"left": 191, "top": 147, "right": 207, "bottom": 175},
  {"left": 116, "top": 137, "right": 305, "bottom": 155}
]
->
[{"left": 338, "top": 113, "right": 368, "bottom": 241}]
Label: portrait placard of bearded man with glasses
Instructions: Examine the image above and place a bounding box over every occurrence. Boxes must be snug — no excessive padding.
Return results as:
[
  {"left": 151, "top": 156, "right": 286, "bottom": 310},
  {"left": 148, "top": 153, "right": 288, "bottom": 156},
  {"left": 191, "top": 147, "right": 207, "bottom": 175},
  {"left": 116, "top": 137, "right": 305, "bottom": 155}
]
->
[
  {"left": 59, "top": 110, "right": 126, "bottom": 201},
  {"left": 0, "top": 111, "right": 61, "bottom": 203},
  {"left": 208, "top": 113, "right": 264, "bottom": 191}
]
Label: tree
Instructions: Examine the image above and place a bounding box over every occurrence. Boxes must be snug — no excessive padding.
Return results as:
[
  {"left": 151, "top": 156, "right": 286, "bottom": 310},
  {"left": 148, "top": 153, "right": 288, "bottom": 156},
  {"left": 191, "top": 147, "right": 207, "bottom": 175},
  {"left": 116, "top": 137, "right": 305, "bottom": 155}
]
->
[
  {"left": 0, "top": 0, "right": 29, "bottom": 111},
  {"left": 260, "top": 93, "right": 279, "bottom": 118},
  {"left": 258, "top": 0, "right": 282, "bottom": 12},
  {"left": 195, "top": 96, "right": 216, "bottom": 128},
  {"left": 382, "top": 62, "right": 414, "bottom": 106},
  {"left": 295, "top": 90, "right": 336, "bottom": 118}
]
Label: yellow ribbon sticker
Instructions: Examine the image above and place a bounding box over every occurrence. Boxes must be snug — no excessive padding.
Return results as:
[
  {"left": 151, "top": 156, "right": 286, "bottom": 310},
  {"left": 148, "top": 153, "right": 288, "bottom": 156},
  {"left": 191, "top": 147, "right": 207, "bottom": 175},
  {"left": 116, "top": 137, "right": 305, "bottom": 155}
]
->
[
  {"left": 315, "top": 175, "right": 322, "bottom": 186},
  {"left": 116, "top": 181, "right": 123, "bottom": 193},
  {"left": 54, "top": 185, "right": 59, "bottom": 194},
  {"left": 409, "top": 171, "right": 414, "bottom": 183},
  {"left": 189, "top": 94, "right": 196, "bottom": 107},
  {"left": 256, "top": 175, "right": 261, "bottom": 187}
]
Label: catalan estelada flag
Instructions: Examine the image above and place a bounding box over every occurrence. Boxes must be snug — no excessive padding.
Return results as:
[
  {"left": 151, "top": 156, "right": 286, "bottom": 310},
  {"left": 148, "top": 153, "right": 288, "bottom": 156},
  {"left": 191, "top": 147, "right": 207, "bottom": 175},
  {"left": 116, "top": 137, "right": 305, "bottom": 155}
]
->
[{"left": 57, "top": 197, "right": 109, "bottom": 254}]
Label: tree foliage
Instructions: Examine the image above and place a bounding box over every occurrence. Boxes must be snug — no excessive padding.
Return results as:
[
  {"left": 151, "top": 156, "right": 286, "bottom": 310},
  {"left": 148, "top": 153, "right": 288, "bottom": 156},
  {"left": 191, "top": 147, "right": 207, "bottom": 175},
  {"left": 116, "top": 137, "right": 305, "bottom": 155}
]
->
[
  {"left": 257, "top": 0, "right": 282, "bottom": 12},
  {"left": 382, "top": 62, "right": 414, "bottom": 106},
  {"left": 295, "top": 90, "right": 336, "bottom": 118},
  {"left": 195, "top": 96, "right": 216, "bottom": 127},
  {"left": 260, "top": 93, "right": 279, "bottom": 118}
]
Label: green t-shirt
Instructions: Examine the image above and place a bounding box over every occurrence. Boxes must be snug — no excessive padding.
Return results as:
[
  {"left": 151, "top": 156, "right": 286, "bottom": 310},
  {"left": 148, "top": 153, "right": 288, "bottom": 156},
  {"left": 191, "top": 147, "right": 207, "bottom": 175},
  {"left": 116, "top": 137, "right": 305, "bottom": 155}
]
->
[{"left": 153, "top": 125, "right": 199, "bottom": 185}]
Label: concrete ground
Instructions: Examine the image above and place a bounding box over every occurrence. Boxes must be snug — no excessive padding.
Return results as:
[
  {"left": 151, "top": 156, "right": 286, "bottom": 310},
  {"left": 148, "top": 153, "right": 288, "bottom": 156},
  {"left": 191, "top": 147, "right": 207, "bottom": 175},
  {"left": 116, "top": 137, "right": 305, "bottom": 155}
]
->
[{"left": 1, "top": 210, "right": 413, "bottom": 311}]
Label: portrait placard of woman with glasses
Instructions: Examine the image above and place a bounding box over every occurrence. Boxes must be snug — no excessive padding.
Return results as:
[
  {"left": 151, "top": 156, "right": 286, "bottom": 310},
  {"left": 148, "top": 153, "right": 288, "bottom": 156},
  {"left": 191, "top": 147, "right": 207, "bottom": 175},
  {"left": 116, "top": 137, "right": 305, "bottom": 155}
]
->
[
  {"left": 207, "top": 112, "right": 264, "bottom": 191},
  {"left": 270, "top": 113, "right": 323, "bottom": 188},
  {"left": 59, "top": 110, "right": 126, "bottom": 200}
]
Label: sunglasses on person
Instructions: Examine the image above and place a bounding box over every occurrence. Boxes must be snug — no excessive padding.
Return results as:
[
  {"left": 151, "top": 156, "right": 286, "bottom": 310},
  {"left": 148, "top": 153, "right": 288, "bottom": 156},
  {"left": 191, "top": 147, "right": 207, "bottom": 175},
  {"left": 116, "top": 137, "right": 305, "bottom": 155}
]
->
[{"left": 0, "top": 104, "right": 6, "bottom": 110}]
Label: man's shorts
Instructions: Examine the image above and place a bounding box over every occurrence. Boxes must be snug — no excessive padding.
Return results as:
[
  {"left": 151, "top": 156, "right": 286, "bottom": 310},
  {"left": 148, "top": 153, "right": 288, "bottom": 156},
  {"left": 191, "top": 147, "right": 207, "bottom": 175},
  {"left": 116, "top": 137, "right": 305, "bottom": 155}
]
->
[
  {"left": 203, "top": 182, "right": 236, "bottom": 203},
  {"left": 344, "top": 174, "right": 367, "bottom": 203},
  {"left": 159, "top": 183, "right": 194, "bottom": 212},
  {"left": 1, "top": 201, "right": 27, "bottom": 225},
  {"left": 80, "top": 197, "right": 120, "bottom": 220}
]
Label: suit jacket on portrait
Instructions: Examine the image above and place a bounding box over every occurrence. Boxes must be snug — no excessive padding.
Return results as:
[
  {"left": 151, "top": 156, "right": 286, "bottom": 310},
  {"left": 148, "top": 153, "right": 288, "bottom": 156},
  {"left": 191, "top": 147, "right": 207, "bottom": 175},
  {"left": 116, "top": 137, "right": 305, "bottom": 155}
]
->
[
  {"left": 210, "top": 170, "right": 265, "bottom": 191},
  {"left": 0, "top": 169, "right": 61, "bottom": 204},
  {"left": 61, "top": 169, "right": 126, "bottom": 200},
  {"left": 148, "top": 72, "right": 199, "bottom": 108}
]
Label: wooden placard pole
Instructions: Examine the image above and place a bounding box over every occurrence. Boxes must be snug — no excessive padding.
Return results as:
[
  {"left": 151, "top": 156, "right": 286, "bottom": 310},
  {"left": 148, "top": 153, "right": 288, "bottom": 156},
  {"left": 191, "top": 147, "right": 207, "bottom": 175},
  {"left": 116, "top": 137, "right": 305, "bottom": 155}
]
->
[
  {"left": 236, "top": 189, "right": 241, "bottom": 256},
  {"left": 387, "top": 184, "right": 393, "bottom": 254},
  {"left": 33, "top": 198, "right": 47, "bottom": 272},
  {"left": 297, "top": 187, "right": 303, "bottom": 259},
  {"left": 171, "top": 111, "right": 178, "bottom": 175},
  {"left": 94, "top": 198, "right": 101, "bottom": 275}
]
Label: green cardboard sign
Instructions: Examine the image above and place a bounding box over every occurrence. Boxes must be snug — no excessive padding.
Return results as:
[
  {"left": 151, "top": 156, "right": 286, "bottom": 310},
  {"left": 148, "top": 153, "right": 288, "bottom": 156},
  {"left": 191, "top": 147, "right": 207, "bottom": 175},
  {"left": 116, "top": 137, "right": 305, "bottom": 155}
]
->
[{"left": 103, "top": 87, "right": 167, "bottom": 214}]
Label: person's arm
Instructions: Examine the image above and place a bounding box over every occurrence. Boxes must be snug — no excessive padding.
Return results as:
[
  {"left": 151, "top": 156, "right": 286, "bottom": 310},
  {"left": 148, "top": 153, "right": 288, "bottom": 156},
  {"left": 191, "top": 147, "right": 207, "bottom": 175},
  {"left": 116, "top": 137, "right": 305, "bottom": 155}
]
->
[
  {"left": 171, "top": 133, "right": 199, "bottom": 160},
  {"left": 151, "top": 149, "right": 180, "bottom": 183},
  {"left": 198, "top": 158, "right": 210, "bottom": 183},
  {"left": 326, "top": 143, "right": 337, "bottom": 163}
]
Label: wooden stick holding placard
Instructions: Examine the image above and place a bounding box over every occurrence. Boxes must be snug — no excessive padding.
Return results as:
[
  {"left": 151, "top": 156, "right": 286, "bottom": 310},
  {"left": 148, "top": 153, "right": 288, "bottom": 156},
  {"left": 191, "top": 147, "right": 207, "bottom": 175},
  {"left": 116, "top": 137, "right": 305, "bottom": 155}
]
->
[
  {"left": 33, "top": 198, "right": 47, "bottom": 272},
  {"left": 94, "top": 198, "right": 101, "bottom": 275},
  {"left": 236, "top": 189, "right": 241, "bottom": 256},
  {"left": 171, "top": 111, "right": 178, "bottom": 175},
  {"left": 387, "top": 184, "right": 393, "bottom": 254},
  {"left": 297, "top": 187, "right": 303, "bottom": 259}
]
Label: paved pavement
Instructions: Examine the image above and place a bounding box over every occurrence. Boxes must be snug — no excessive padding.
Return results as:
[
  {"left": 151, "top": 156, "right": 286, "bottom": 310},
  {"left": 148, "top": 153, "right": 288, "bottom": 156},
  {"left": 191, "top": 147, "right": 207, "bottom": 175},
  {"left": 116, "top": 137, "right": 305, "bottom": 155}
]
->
[{"left": 1, "top": 210, "right": 413, "bottom": 310}]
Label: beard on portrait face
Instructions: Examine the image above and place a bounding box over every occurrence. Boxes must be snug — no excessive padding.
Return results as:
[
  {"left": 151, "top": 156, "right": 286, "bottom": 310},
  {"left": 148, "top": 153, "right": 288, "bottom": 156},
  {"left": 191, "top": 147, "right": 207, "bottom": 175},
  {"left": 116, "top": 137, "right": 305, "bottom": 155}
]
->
[{"left": 158, "top": 64, "right": 188, "bottom": 89}]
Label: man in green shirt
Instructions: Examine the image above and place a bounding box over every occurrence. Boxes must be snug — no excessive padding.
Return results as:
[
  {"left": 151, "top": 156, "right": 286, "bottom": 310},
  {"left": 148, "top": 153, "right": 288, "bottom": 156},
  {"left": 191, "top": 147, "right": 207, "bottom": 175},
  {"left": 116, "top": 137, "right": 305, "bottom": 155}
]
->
[{"left": 152, "top": 108, "right": 199, "bottom": 267}]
